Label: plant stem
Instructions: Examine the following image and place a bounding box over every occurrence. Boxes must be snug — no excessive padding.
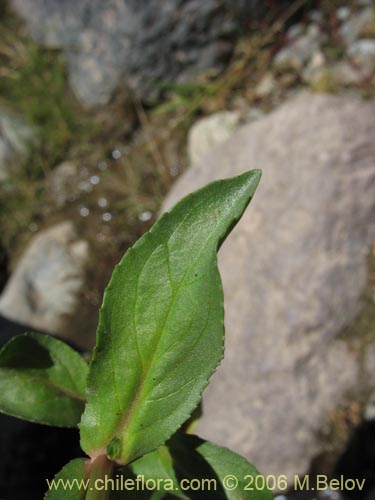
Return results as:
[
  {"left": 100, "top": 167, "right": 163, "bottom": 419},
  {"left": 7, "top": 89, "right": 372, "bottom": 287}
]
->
[{"left": 85, "top": 455, "right": 114, "bottom": 500}]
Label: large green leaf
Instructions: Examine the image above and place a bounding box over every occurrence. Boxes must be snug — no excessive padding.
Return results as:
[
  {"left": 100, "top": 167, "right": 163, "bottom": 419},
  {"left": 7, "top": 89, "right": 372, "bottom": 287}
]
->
[
  {"left": 0, "top": 332, "right": 88, "bottom": 426},
  {"left": 45, "top": 458, "right": 88, "bottom": 499},
  {"left": 80, "top": 170, "right": 261, "bottom": 464}
]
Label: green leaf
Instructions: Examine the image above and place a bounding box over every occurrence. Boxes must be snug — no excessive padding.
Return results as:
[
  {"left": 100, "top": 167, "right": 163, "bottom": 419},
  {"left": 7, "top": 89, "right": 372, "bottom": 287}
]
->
[
  {"left": 80, "top": 170, "right": 262, "bottom": 464},
  {"left": 117, "top": 433, "right": 273, "bottom": 500},
  {"left": 166, "top": 433, "right": 274, "bottom": 500},
  {"left": 0, "top": 332, "right": 88, "bottom": 427},
  {"left": 45, "top": 458, "right": 88, "bottom": 499},
  {"left": 110, "top": 448, "right": 183, "bottom": 500},
  {"left": 129, "top": 447, "right": 188, "bottom": 499}
]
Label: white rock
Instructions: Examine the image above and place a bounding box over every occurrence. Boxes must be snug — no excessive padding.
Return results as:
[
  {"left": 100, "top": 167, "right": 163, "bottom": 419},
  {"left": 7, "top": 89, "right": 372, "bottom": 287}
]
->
[
  {"left": 0, "top": 222, "right": 89, "bottom": 336},
  {"left": 340, "top": 7, "right": 374, "bottom": 46},
  {"left": 47, "top": 161, "right": 79, "bottom": 207},
  {"left": 308, "top": 10, "right": 323, "bottom": 24},
  {"left": 274, "top": 24, "right": 321, "bottom": 70},
  {"left": 349, "top": 38, "right": 375, "bottom": 57},
  {"left": 365, "top": 395, "right": 375, "bottom": 421},
  {"left": 0, "top": 110, "right": 36, "bottom": 181},
  {"left": 286, "top": 23, "right": 304, "bottom": 40},
  {"left": 337, "top": 6, "right": 351, "bottom": 22},
  {"left": 245, "top": 107, "right": 265, "bottom": 123},
  {"left": 187, "top": 111, "right": 240, "bottom": 165},
  {"left": 255, "top": 72, "right": 277, "bottom": 97},
  {"left": 302, "top": 50, "right": 327, "bottom": 82},
  {"left": 331, "top": 61, "right": 364, "bottom": 85},
  {"left": 348, "top": 39, "right": 375, "bottom": 75}
]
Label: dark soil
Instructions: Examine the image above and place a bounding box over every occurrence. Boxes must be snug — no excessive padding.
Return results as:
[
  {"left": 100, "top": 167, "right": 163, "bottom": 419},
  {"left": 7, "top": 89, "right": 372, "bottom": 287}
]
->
[{"left": 0, "top": 414, "right": 82, "bottom": 500}]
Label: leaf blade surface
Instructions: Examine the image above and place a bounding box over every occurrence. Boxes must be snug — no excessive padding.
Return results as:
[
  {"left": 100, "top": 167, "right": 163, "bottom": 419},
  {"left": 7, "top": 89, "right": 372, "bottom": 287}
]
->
[
  {"left": 80, "top": 171, "right": 261, "bottom": 463},
  {"left": 0, "top": 332, "right": 88, "bottom": 427},
  {"left": 44, "top": 458, "right": 88, "bottom": 499}
]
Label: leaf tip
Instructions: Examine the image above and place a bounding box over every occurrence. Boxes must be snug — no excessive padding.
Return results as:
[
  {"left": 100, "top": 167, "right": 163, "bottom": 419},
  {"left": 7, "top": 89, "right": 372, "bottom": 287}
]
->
[{"left": 241, "top": 168, "right": 262, "bottom": 190}]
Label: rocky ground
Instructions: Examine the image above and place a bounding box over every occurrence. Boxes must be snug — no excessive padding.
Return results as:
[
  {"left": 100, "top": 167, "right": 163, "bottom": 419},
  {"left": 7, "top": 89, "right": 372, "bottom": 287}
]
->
[{"left": 0, "top": 0, "right": 374, "bottom": 499}]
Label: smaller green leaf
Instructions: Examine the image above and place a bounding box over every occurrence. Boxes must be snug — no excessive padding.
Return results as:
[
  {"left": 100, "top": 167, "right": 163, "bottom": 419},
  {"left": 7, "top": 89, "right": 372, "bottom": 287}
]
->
[
  {"left": 129, "top": 447, "right": 188, "bottom": 499},
  {"left": 45, "top": 458, "right": 88, "bottom": 500},
  {"left": 122, "top": 433, "right": 273, "bottom": 500},
  {"left": 112, "top": 456, "right": 174, "bottom": 500},
  {"left": 0, "top": 332, "right": 88, "bottom": 427},
  {"left": 167, "top": 434, "right": 274, "bottom": 500}
]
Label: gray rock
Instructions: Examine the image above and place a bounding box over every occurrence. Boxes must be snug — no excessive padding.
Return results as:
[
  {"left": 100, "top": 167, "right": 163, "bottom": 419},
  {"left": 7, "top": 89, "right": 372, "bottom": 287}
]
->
[
  {"left": 274, "top": 24, "right": 322, "bottom": 70},
  {"left": 365, "top": 394, "right": 375, "bottom": 421},
  {"left": 365, "top": 343, "right": 375, "bottom": 381},
  {"left": 364, "top": 343, "right": 375, "bottom": 420},
  {"left": 330, "top": 61, "right": 364, "bottom": 85},
  {"left": 337, "top": 6, "right": 351, "bottom": 23},
  {"left": 187, "top": 111, "right": 240, "bottom": 165},
  {"left": 0, "top": 222, "right": 89, "bottom": 336},
  {"left": 340, "top": 7, "right": 374, "bottom": 46},
  {"left": 67, "top": 28, "right": 132, "bottom": 107},
  {"left": 47, "top": 161, "right": 79, "bottom": 207},
  {"left": 244, "top": 107, "right": 266, "bottom": 124},
  {"left": 348, "top": 39, "right": 375, "bottom": 76},
  {"left": 303, "top": 58, "right": 365, "bottom": 87},
  {"left": 161, "top": 94, "right": 375, "bottom": 480},
  {"left": 302, "top": 50, "right": 326, "bottom": 83},
  {"left": 308, "top": 10, "right": 323, "bottom": 25},
  {"left": 255, "top": 72, "right": 277, "bottom": 97},
  {"left": 10, "top": 0, "right": 277, "bottom": 105},
  {"left": 286, "top": 23, "right": 304, "bottom": 41},
  {"left": 11, "top": 0, "right": 135, "bottom": 106},
  {"left": 0, "top": 110, "right": 36, "bottom": 181}
]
